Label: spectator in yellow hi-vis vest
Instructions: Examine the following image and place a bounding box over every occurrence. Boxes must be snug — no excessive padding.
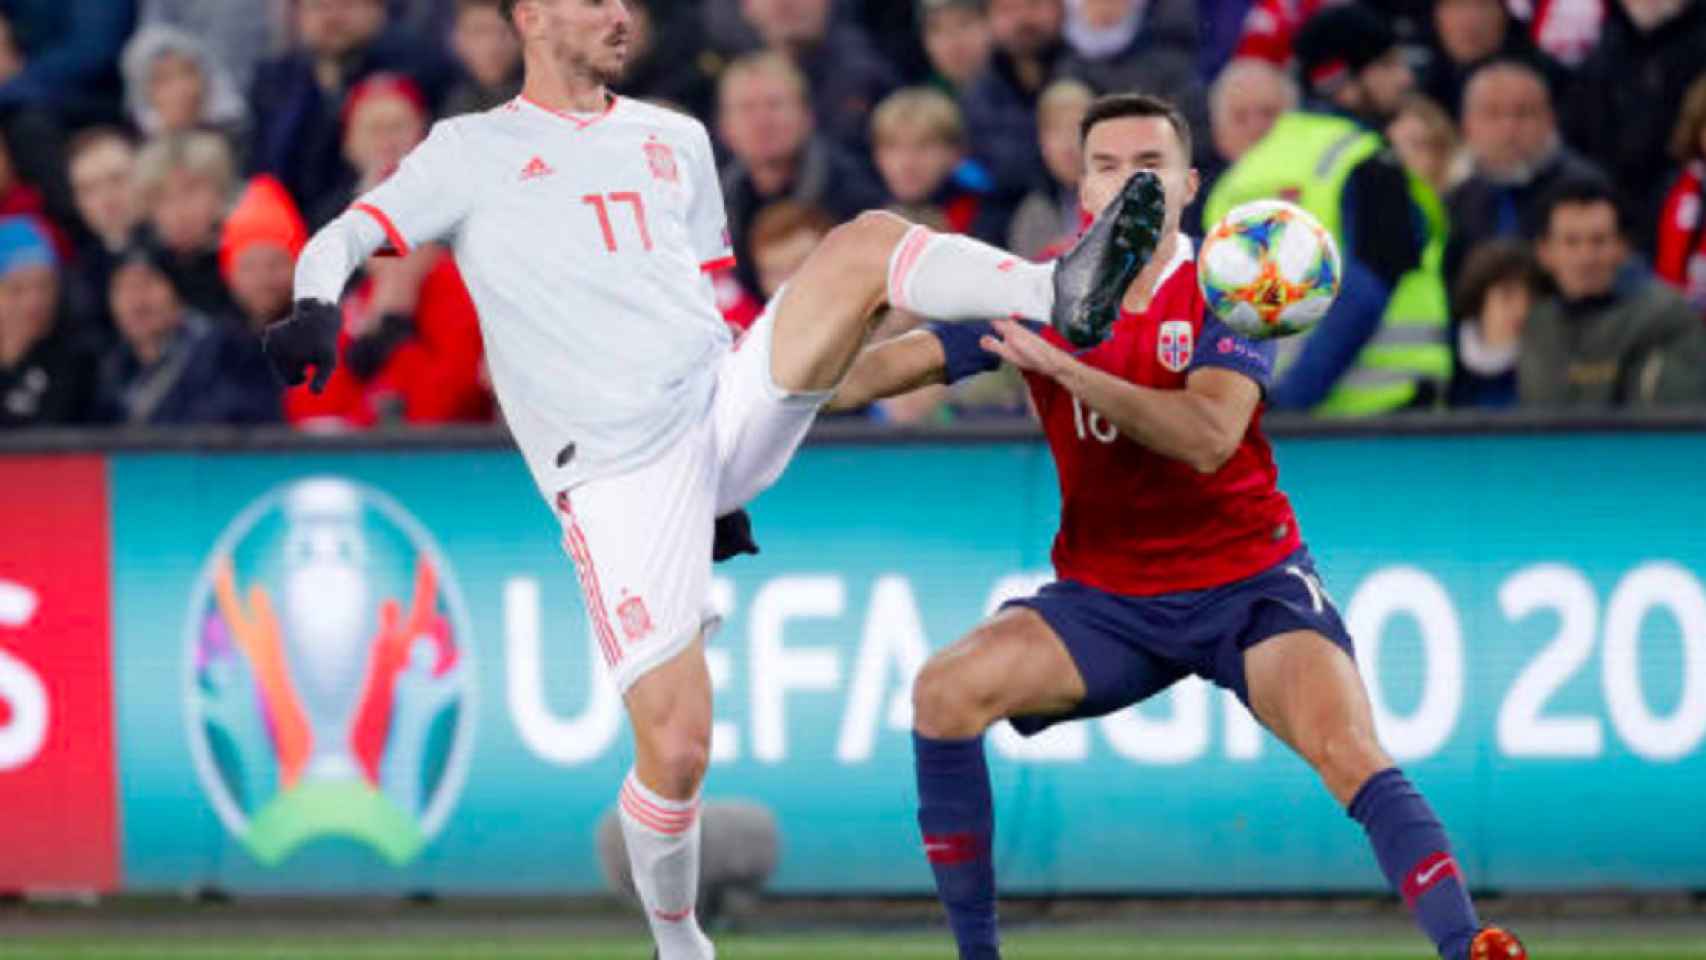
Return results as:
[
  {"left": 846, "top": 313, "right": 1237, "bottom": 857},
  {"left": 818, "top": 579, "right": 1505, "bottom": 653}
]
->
[{"left": 1203, "top": 4, "right": 1451, "bottom": 416}]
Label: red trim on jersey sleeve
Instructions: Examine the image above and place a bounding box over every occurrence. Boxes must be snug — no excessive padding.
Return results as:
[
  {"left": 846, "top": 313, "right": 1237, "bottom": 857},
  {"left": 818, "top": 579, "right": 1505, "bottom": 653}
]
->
[
  {"left": 699, "top": 255, "right": 736, "bottom": 273},
  {"left": 353, "top": 202, "right": 411, "bottom": 256}
]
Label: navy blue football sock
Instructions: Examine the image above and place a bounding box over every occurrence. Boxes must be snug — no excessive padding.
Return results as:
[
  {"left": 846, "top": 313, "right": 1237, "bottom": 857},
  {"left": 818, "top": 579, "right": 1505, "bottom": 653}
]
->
[
  {"left": 1349, "top": 768, "right": 1480, "bottom": 960},
  {"left": 914, "top": 731, "right": 1000, "bottom": 960}
]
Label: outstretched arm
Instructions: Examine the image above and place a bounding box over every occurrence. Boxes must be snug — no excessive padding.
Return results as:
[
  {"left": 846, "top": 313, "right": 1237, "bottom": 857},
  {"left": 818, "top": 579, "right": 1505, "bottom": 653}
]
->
[
  {"left": 263, "top": 211, "right": 391, "bottom": 391},
  {"left": 1061, "top": 362, "right": 1260, "bottom": 473},
  {"left": 825, "top": 330, "right": 951, "bottom": 413},
  {"left": 267, "top": 120, "right": 471, "bottom": 391},
  {"left": 980, "top": 318, "right": 1262, "bottom": 473}
]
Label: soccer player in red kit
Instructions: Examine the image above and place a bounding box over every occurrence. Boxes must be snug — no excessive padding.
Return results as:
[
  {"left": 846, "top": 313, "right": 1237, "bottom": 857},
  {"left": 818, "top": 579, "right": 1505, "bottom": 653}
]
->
[{"left": 829, "top": 93, "right": 1526, "bottom": 960}]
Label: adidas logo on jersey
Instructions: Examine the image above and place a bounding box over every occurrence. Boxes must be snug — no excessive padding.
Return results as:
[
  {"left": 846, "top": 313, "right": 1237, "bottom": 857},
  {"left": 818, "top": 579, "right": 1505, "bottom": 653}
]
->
[{"left": 519, "top": 155, "right": 555, "bottom": 181}]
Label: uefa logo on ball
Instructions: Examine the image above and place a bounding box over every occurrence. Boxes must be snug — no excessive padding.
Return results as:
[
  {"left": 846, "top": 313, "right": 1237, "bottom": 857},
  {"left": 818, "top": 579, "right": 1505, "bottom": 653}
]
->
[{"left": 182, "top": 477, "right": 476, "bottom": 866}]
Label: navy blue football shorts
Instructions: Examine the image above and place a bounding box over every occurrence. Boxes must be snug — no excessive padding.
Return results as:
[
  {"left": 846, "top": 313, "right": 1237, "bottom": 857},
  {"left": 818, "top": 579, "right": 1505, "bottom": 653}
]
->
[{"left": 1004, "top": 546, "right": 1355, "bottom": 736}]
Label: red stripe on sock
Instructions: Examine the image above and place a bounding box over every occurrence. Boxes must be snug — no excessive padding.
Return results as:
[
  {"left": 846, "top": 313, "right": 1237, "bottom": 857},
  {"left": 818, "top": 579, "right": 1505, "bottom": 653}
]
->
[
  {"left": 622, "top": 779, "right": 698, "bottom": 825},
  {"left": 621, "top": 795, "right": 691, "bottom": 834},
  {"left": 922, "top": 832, "right": 984, "bottom": 866},
  {"left": 620, "top": 794, "right": 688, "bottom": 835},
  {"left": 620, "top": 779, "right": 698, "bottom": 835},
  {"left": 621, "top": 797, "right": 694, "bottom": 835},
  {"left": 887, "top": 226, "right": 931, "bottom": 309},
  {"left": 1400, "top": 852, "right": 1460, "bottom": 907}
]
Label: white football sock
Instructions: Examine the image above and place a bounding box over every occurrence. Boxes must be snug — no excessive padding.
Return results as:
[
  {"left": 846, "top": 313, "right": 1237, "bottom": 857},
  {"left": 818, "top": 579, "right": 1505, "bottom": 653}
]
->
[
  {"left": 886, "top": 225, "right": 1055, "bottom": 322},
  {"left": 619, "top": 770, "right": 714, "bottom": 960}
]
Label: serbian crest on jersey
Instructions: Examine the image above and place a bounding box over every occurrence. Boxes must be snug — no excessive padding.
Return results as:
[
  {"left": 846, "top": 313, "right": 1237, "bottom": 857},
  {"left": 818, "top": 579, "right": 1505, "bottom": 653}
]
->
[
  {"left": 1157, "top": 319, "right": 1194, "bottom": 372},
  {"left": 643, "top": 137, "right": 679, "bottom": 183}
]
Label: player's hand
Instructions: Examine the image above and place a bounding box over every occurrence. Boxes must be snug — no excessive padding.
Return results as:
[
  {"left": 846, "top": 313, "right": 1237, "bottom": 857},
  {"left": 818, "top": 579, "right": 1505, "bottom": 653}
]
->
[
  {"left": 981, "top": 318, "right": 1071, "bottom": 380},
  {"left": 262, "top": 298, "right": 342, "bottom": 393}
]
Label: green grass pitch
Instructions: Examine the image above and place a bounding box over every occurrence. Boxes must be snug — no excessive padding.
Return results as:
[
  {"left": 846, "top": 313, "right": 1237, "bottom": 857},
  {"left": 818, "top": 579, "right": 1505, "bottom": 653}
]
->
[{"left": 4, "top": 930, "right": 1705, "bottom": 959}]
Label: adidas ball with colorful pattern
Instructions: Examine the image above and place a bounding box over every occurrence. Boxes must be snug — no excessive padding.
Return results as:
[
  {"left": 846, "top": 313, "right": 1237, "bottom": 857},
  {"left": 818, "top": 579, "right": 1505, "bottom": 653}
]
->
[{"left": 1198, "top": 200, "right": 1342, "bottom": 339}]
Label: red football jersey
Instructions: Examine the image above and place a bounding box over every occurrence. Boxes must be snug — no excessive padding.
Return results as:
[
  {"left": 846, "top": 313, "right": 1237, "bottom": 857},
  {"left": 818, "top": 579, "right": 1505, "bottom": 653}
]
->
[{"left": 933, "top": 241, "right": 1302, "bottom": 595}]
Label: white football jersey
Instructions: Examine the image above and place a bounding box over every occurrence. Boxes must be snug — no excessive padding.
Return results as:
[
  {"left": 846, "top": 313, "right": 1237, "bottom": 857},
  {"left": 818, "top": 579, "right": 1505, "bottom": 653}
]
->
[{"left": 354, "top": 95, "right": 736, "bottom": 498}]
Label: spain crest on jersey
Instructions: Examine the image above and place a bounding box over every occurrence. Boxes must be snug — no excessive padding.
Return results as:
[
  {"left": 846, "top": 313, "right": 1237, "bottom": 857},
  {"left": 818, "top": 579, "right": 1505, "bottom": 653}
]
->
[
  {"left": 618, "top": 595, "right": 654, "bottom": 643},
  {"left": 644, "top": 138, "right": 679, "bottom": 183},
  {"left": 1158, "top": 319, "right": 1194, "bottom": 373}
]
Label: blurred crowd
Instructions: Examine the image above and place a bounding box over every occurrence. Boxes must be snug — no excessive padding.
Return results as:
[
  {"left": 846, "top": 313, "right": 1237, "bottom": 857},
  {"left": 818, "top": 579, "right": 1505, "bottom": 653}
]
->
[{"left": 1, "top": 0, "right": 1705, "bottom": 432}]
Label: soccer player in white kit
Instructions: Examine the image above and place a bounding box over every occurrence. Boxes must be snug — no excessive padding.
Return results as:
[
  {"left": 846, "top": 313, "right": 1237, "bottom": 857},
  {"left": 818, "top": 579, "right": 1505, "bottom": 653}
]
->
[{"left": 263, "top": 1, "right": 1158, "bottom": 956}]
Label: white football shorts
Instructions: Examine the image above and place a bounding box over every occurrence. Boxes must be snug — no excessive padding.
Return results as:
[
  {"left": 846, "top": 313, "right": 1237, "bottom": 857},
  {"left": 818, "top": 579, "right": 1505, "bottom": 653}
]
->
[{"left": 553, "top": 300, "right": 828, "bottom": 693}]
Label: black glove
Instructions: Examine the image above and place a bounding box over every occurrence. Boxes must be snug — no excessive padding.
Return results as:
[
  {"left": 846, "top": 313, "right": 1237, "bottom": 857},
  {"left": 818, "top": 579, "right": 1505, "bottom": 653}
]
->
[
  {"left": 262, "top": 298, "right": 342, "bottom": 393},
  {"left": 713, "top": 509, "right": 759, "bottom": 563}
]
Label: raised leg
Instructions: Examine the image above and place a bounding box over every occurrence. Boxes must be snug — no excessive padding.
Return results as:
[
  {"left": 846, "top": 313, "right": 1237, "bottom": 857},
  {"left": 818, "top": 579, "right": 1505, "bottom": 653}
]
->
[
  {"left": 764, "top": 172, "right": 1170, "bottom": 394},
  {"left": 766, "top": 212, "right": 1055, "bottom": 395}
]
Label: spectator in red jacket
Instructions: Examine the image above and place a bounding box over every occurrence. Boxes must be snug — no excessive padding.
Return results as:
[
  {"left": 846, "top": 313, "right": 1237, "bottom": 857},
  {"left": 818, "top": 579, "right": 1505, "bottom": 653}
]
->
[
  {"left": 284, "top": 74, "right": 491, "bottom": 429},
  {"left": 1656, "top": 73, "right": 1706, "bottom": 314},
  {"left": 284, "top": 251, "right": 493, "bottom": 429}
]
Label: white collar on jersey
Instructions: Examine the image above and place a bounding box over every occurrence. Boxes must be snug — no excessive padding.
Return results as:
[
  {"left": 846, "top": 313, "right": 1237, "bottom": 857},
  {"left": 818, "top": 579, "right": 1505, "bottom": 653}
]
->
[
  {"left": 514, "top": 92, "right": 622, "bottom": 128},
  {"left": 1153, "top": 233, "right": 1193, "bottom": 287}
]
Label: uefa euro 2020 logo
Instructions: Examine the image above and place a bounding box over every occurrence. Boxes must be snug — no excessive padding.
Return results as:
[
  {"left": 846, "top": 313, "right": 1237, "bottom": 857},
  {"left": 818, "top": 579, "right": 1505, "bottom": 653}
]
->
[{"left": 183, "top": 477, "right": 476, "bottom": 867}]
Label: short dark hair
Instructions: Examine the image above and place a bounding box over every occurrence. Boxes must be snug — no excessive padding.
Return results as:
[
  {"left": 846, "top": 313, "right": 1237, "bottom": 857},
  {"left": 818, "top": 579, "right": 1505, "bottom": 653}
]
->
[
  {"left": 1079, "top": 92, "right": 1193, "bottom": 164},
  {"left": 1460, "top": 56, "right": 1551, "bottom": 115},
  {"left": 1537, "top": 175, "right": 1625, "bottom": 238},
  {"left": 497, "top": 0, "right": 519, "bottom": 25},
  {"left": 1452, "top": 238, "right": 1542, "bottom": 320}
]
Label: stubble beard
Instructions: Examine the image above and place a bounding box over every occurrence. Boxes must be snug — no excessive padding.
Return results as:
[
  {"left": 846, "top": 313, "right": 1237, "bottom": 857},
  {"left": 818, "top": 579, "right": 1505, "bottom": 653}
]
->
[{"left": 557, "top": 37, "right": 627, "bottom": 88}]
